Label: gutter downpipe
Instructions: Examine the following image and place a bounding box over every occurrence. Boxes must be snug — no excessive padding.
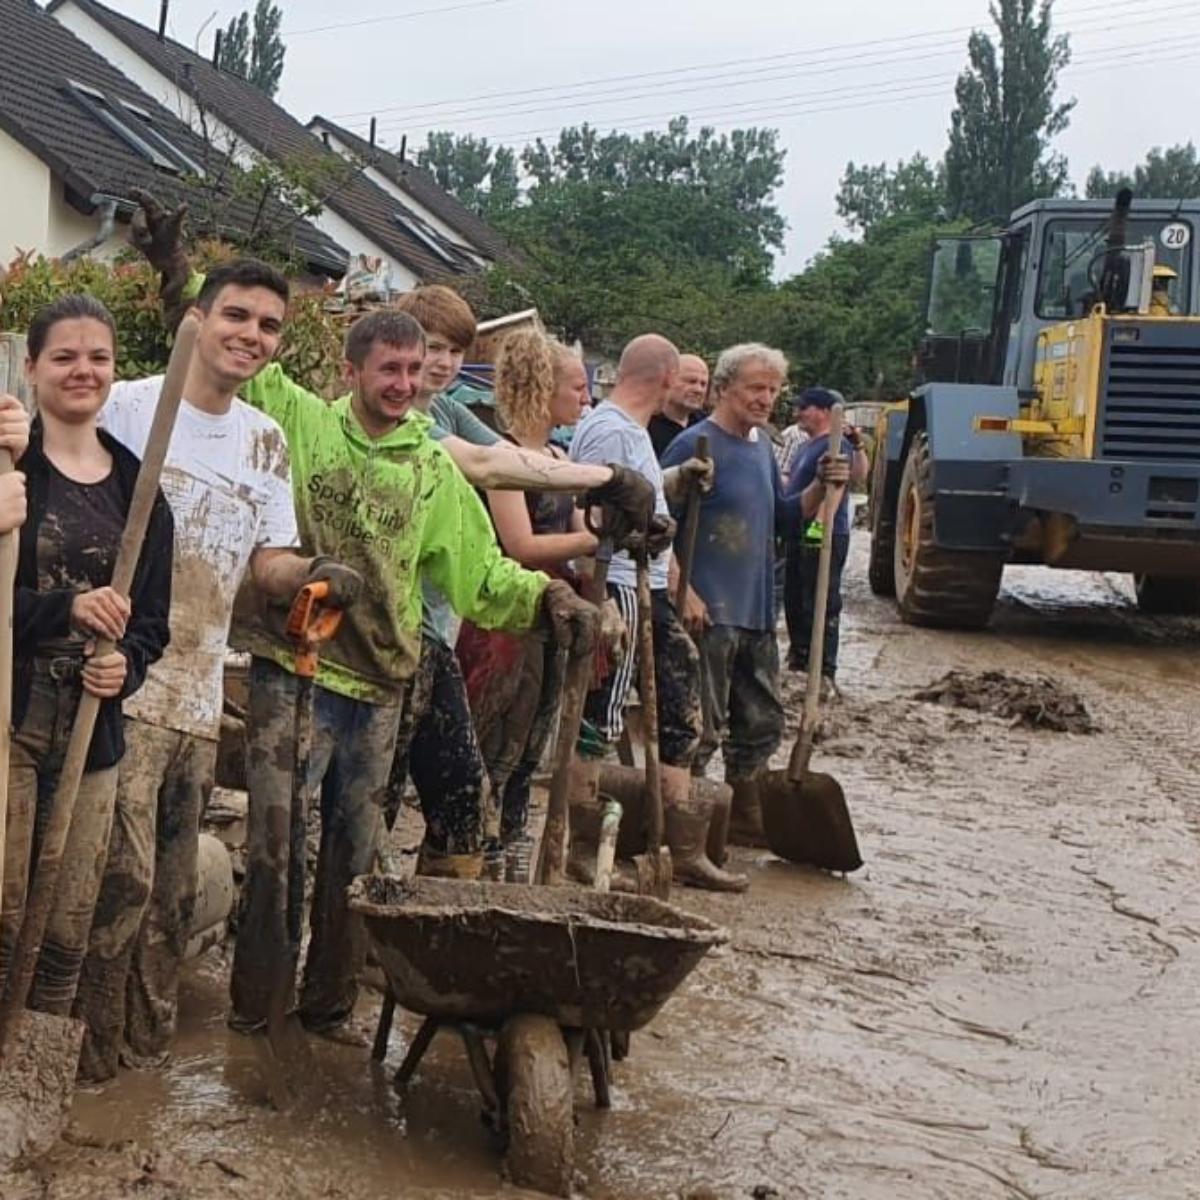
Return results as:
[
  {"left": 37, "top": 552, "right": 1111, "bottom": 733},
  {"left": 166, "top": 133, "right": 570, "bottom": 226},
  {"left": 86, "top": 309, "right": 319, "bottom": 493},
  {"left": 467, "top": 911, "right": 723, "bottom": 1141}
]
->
[{"left": 60, "top": 194, "right": 120, "bottom": 262}]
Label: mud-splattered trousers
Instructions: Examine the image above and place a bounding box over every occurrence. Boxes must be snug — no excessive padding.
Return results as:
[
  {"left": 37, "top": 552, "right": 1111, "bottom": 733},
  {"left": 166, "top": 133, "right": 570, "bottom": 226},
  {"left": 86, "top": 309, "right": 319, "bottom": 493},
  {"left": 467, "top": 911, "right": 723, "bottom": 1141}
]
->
[
  {"left": 785, "top": 534, "right": 850, "bottom": 678},
  {"left": 0, "top": 664, "right": 116, "bottom": 1015},
  {"left": 582, "top": 585, "right": 702, "bottom": 767},
  {"left": 459, "top": 624, "right": 564, "bottom": 843},
  {"left": 384, "top": 635, "right": 491, "bottom": 854},
  {"left": 694, "top": 626, "right": 785, "bottom": 781},
  {"left": 230, "top": 656, "right": 401, "bottom": 1032},
  {"left": 74, "top": 719, "right": 215, "bottom": 1080}
]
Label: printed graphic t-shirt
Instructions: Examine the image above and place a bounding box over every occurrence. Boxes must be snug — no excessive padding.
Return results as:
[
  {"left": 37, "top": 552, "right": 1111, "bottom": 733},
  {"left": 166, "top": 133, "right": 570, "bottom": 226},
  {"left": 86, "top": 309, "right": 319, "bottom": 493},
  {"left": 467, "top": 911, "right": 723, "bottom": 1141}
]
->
[
  {"left": 100, "top": 380, "right": 299, "bottom": 739},
  {"left": 36, "top": 462, "right": 126, "bottom": 657}
]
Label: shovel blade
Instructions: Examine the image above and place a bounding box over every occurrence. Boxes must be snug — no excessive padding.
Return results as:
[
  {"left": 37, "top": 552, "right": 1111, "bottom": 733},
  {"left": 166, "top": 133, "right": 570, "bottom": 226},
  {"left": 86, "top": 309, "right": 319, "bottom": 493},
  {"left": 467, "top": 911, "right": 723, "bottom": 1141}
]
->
[
  {"left": 0, "top": 1009, "right": 85, "bottom": 1169},
  {"left": 760, "top": 768, "right": 863, "bottom": 873}
]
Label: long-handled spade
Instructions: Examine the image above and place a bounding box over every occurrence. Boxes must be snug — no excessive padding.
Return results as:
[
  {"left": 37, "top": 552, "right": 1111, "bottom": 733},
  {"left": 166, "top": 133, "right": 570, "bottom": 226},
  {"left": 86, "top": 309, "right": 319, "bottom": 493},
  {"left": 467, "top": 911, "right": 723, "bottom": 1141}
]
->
[
  {"left": 0, "top": 317, "right": 199, "bottom": 1166},
  {"left": 760, "top": 406, "right": 863, "bottom": 872}
]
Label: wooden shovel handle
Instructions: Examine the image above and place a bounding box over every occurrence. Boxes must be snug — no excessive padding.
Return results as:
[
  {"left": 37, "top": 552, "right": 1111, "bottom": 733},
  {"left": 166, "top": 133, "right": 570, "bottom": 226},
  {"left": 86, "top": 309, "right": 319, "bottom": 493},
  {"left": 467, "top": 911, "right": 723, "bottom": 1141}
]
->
[
  {"left": 0, "top": 316, "right": 199, "bottom": 1052},
  {"left": 635, "top": 551, "right": 664, "bottom": 851},
  {"left": 673, "top": 434, "right": 709, "bottom": 614},
  {"left": 787, "top": 406, "right": 844, "bottom": 783}
]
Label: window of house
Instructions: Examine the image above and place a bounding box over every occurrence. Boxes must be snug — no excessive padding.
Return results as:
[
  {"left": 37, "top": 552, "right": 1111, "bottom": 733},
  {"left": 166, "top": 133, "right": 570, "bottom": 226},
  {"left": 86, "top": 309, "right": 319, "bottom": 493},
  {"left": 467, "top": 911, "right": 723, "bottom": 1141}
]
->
[
  {"left": 65, "top": 81, "right": 204, "bottom": 178},
  {"left": 394, "top": 211, "right": 463, "bottom": 266}
]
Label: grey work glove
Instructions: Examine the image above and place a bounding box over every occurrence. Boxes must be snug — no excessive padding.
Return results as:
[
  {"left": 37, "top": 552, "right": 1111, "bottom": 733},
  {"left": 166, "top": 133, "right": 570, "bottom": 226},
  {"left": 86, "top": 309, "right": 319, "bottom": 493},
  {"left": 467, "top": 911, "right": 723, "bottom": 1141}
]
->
[
  {"left": 540, "top": 579, "right": 600, "bottom": 656},
  {"left": 305, "top": 555, "right": 365, "bottom": 610},
  {"left": 581, "top": 464, "right": 655, "bottom": 544},
  {"left": 662, "top": 456, "right": 715, "bottom": 505},
  {"left": 598, "top": 597, "right": 629, "bottom": 669}
]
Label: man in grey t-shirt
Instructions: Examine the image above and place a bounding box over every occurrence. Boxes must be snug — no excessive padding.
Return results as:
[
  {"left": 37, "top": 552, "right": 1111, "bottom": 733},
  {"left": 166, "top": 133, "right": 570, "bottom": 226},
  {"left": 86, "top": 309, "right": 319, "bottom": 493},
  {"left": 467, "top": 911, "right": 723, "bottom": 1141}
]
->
[{"left": 568, "top": 335, "right": 747, "bottom": 892}]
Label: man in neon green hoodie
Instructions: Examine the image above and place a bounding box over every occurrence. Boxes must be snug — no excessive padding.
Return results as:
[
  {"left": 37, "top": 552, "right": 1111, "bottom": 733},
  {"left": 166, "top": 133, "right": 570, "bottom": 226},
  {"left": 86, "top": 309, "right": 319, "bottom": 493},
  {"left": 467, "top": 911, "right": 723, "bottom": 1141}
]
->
[{"left": 227, "top": 309, "right": 598, "bottom": 1036}]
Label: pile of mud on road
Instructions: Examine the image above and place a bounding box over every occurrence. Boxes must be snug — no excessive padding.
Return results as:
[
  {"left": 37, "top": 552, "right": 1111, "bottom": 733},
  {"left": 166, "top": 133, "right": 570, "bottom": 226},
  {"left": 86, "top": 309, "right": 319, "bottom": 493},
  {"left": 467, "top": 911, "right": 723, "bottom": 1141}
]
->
[{"left": 913, "top": 669, "right": 1098, "bottom": 733}]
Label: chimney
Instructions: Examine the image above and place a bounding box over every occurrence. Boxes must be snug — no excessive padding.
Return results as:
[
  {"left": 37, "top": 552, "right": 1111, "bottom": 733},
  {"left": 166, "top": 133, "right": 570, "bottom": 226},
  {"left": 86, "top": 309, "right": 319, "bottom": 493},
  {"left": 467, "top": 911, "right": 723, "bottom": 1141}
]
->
[
  {"left": 369, "top": 117, "right": 377, "bottom": 148},
  {"left": 399, "top": 135, "right": 407, "bottom": 164},
  {"left": 157, "top": 0, "right": 169, "bottom": 39},
  {"left": 212, "top": 29, "right": 222, "bottom": 67}
]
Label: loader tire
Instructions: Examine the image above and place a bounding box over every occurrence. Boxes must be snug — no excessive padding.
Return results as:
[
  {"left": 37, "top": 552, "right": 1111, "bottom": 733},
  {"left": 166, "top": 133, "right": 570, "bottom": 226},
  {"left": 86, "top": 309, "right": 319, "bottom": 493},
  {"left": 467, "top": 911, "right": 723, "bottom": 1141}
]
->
[
  {"left": 894, "top": 433, "right": 1003, "bottom": 629},
  {"left": 1134, "top": 574, "right": 1200, "bottom": 616},
  {"left": 867, "top": 440, "right": 896, "bottom": 596}
]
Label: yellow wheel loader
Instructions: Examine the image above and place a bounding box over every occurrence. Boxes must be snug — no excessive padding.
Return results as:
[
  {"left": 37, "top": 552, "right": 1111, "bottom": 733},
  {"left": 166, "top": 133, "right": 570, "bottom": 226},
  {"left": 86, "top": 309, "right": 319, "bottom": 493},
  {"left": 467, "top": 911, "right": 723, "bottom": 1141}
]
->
[{"left": 870, "top": 189, "right": 1200, "bottom": 625}]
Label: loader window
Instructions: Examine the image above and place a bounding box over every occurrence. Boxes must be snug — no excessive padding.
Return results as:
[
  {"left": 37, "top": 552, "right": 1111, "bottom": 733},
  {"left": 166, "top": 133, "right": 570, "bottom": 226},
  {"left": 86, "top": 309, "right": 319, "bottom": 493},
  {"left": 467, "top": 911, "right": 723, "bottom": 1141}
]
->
[
  {"left": 925, "top": 237, "right": 1003, "bottom": 337},
  {"left": 1037, "top": 218, "right": 1192, "bottom": 318}
]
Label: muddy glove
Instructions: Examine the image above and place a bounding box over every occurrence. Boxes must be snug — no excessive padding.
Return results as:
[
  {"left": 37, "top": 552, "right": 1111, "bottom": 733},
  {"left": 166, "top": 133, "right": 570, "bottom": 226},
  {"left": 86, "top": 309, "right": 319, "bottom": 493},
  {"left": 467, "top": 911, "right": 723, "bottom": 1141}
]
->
[
  {"left": 816, "top": 454, "right": 851, "bottom": 488},
  {"left": 129, "top": 187, "right": 192, "bottom": 332},
  {"left": 304, "top": 556, "right": 365, "bottom": 610},
  {"left": 581, "top": 464, "right": 654, "bottom": 544},
  {"left": 663, "top": 456, "right": 715, "bottom": 505},
  {"left": 541, "top": 579, "right": 599, "bottom": 656},
  {"left": 598, "top": 597, "right": 629, "bottom": 668},
  {"left": 618, "top": 513, "right": 676, "bottom": 558}
]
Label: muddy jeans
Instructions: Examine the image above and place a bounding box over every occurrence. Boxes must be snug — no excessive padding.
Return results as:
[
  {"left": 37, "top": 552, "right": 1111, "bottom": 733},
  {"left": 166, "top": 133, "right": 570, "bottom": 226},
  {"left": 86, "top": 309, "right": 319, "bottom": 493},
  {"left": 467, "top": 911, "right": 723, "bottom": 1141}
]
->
[
  {"left": 0, "top": 664, "right": 117, "bottom": 1015},
  {"left": 75, "top": 718, "right": 215, "bottom": 1081},
  {"left": 230, "top": 656, "right": 401, "bottom": 1032},
  {"left": 784, "top": 534, "right": 850, "bottom": 678},
  {"left": 694, "top": 626, "right": 785, "bottom": 780},
  {"left": 385, "top": 635, "right": 491, "bottom": 854},
  {"left": 582, "top": 585, "right": 702, "bottom": 767}
]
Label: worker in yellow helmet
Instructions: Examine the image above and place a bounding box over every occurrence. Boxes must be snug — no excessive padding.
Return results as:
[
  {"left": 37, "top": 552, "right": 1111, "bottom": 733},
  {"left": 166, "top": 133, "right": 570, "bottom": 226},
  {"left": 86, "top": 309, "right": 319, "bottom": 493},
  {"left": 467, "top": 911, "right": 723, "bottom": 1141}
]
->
[{"left": 1150, "top": 263, "right": 1179, "bottom": 316}]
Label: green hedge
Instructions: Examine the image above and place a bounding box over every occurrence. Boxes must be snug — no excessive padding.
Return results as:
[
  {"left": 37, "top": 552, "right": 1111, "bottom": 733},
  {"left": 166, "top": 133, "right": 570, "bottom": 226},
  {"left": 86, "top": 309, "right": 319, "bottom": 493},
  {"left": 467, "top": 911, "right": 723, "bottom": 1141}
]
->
[{"left": 0, "top": 245, "right": 345, "bottom": 397}]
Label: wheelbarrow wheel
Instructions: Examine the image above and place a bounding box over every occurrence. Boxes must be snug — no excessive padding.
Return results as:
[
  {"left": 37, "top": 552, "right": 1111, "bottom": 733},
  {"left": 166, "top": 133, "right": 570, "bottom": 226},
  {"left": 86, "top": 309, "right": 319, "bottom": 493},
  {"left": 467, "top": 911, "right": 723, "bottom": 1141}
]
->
[{"left": 496, "top": 1014, "right": 574, "bottom": 1197}]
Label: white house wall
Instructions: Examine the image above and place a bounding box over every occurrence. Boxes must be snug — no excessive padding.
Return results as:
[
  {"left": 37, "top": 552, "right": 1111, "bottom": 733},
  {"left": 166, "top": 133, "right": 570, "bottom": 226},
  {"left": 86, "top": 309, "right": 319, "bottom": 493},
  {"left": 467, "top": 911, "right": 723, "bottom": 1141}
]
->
[
  {"left": 0, "top": 126, "right": 53, "bottom": 262},
  {"left": 313, "top": 124, "right": 488, "bottom": 265}
]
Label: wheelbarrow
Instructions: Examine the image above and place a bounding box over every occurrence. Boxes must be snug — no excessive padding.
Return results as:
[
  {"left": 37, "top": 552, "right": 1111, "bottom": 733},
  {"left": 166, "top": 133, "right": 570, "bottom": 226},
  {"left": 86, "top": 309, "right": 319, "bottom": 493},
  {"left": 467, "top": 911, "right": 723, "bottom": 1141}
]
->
[{"left": 350, "top": 874, "right": 726, "bottom": 1197}]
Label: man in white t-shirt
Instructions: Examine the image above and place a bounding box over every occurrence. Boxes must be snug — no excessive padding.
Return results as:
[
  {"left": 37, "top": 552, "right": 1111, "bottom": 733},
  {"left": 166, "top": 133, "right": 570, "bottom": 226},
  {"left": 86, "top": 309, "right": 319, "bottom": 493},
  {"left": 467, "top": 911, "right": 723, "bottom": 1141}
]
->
[{"left": 74, "top": 258, "right": 360, "bottom": 1083}]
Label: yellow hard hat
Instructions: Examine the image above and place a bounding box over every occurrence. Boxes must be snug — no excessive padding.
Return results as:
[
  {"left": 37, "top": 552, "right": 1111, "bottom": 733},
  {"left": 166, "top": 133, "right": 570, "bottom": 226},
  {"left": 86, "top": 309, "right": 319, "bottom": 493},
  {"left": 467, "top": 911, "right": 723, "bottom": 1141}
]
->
[{"left": 1153, "top": 263, "right": 1179, "bottom": 281}]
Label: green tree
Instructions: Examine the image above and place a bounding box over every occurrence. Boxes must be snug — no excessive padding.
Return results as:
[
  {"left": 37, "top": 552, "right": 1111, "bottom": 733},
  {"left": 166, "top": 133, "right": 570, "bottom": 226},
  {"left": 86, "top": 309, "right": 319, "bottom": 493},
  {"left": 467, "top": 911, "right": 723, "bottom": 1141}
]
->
[
  {"left": 944, "top": 0, "right": 1074, "bottom": 223},
  {"left": 417, "top": 132, "right": 519, "bottom": 219},
  {"left": 1086, "top": 143, "right": 1200, "bottom": 199},
  {"left": 837, "top": 154, "right": 945, "bottom": 235},
  {"left": 217, "top": 0, "right": 286, "bottom": 97}
]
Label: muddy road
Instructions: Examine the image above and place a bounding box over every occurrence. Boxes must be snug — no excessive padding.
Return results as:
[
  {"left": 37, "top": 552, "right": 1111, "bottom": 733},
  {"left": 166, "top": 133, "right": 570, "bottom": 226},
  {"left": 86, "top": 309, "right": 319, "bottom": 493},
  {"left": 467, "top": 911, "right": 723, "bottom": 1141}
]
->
[{"left": 7, "top": 533, "right": 1200, "bottom": 1199}]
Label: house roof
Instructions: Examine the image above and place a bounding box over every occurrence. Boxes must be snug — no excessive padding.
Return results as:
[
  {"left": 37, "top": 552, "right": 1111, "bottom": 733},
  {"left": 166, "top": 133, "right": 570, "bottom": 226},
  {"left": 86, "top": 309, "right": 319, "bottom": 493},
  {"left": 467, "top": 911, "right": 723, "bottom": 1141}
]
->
[
  {"left": 0, "top": 0, "right": 346, "bottom": 274},
  {"left": 52, "top": 0, "right": 488, "bottom": 282},
  {"left": 307, "top": 116, "right": 512, "bottom": 262}
]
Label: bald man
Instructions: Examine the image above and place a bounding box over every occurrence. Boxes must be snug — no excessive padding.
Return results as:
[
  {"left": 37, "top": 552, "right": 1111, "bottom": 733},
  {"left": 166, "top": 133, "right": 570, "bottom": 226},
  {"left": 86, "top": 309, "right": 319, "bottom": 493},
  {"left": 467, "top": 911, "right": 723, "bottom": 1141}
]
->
[
  {"left": 649, "top": 353, "right": 709, "bottom": 460},
  {"left": 566, "top": 335, "right": 746, "bottom": 892}
]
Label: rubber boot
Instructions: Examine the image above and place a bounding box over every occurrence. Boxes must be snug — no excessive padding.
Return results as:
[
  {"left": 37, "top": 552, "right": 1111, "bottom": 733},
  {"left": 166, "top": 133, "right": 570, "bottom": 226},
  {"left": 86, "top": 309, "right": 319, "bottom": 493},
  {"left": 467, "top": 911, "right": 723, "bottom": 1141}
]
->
[
  {"left": 565, "top": 755, "right": 603, "bottom": 886},
  {"left": 416, "top": 843, "right": 484, "bottom": 879},
  {"left": 727, "top": 774, "right": 768, "bottom": 849},
  {"left": 662, "top": 766, "right": 748, "bottom": 893},
  {"left": 697, "top": 777, "right": 734, "bottom": 867}
]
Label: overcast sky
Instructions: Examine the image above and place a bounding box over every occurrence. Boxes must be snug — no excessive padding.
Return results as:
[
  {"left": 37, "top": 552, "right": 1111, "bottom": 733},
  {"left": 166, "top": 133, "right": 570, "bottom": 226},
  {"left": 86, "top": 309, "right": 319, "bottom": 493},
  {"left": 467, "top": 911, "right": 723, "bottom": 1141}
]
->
[{"left": 103, "top": 0, "right": 1198, "bottom": 275}]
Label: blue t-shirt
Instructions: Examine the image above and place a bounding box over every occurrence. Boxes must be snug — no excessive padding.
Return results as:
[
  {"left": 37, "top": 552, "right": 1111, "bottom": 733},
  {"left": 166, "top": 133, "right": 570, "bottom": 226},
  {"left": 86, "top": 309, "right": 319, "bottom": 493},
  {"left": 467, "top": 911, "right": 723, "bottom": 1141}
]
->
[
  {"left": 788, "top": 433, "right": 851, "bottom": 538},
  {"left": 422, "top": 392, "right": 501, "bottom": 646},
  {"left": 662, "top": 419, "right": 786, "bottom": 632}
]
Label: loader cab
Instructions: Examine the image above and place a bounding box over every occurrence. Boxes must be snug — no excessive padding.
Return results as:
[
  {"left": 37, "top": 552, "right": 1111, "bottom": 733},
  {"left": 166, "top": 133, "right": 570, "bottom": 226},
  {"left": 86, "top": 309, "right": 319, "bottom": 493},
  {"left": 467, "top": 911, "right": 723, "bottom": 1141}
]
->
[{"left": 917, "top": 199, "right": 1200, "bottom": 392}]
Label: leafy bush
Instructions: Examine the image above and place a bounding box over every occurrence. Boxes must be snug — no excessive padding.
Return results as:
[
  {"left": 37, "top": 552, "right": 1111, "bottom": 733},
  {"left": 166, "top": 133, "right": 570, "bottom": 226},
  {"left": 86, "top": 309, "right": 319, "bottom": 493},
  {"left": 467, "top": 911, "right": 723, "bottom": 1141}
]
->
[{"left": 0, "top": 244, "right": 345, "bottom": 397}]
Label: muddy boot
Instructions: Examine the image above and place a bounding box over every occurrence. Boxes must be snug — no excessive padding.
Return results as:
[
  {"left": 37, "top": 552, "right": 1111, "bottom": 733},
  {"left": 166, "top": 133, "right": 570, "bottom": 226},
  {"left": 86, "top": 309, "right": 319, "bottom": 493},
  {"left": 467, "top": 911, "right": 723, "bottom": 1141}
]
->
[
  {"left": 695, "top": 777, "right": 733, "bottom": 867},
  {"left": 565, "top": 756, "right": 603, "bottom": 886},
  {"left": 416, "top": 843, "right": 484, "bottom": 879},
  {"left": 727, "top": 774, "right": 768, "bottom": 849},
  {"left": 662, "top": 767, "right": 748, "bottom": 893}
]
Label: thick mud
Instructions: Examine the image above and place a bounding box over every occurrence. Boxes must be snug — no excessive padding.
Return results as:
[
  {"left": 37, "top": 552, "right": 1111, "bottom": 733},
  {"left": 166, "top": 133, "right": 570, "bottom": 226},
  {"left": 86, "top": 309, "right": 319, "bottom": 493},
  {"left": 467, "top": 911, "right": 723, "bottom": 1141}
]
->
[
  {"left": 6, "top": 537, "right": 1200, "bottom": 1198},
  {"left": 912, "top": 669, "right": 1097, "bottom": 734}
]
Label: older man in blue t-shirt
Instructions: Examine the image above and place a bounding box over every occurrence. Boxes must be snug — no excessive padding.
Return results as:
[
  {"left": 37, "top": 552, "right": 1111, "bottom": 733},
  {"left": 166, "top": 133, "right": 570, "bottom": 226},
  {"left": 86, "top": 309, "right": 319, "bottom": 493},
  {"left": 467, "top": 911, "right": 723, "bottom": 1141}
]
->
[{"left": 663, "top": 344, "right": 809, "bottom": 848}]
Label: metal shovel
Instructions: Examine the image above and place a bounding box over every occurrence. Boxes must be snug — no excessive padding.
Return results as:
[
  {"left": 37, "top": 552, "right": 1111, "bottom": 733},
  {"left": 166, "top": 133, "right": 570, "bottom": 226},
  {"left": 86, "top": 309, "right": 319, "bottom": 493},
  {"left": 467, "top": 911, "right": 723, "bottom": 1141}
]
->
[
  {"left": 760, "top": 407, "right": 863, "bottom": 872},
  {"left": 255, "top": 580, "right": 343, "bottom": 1110}
]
